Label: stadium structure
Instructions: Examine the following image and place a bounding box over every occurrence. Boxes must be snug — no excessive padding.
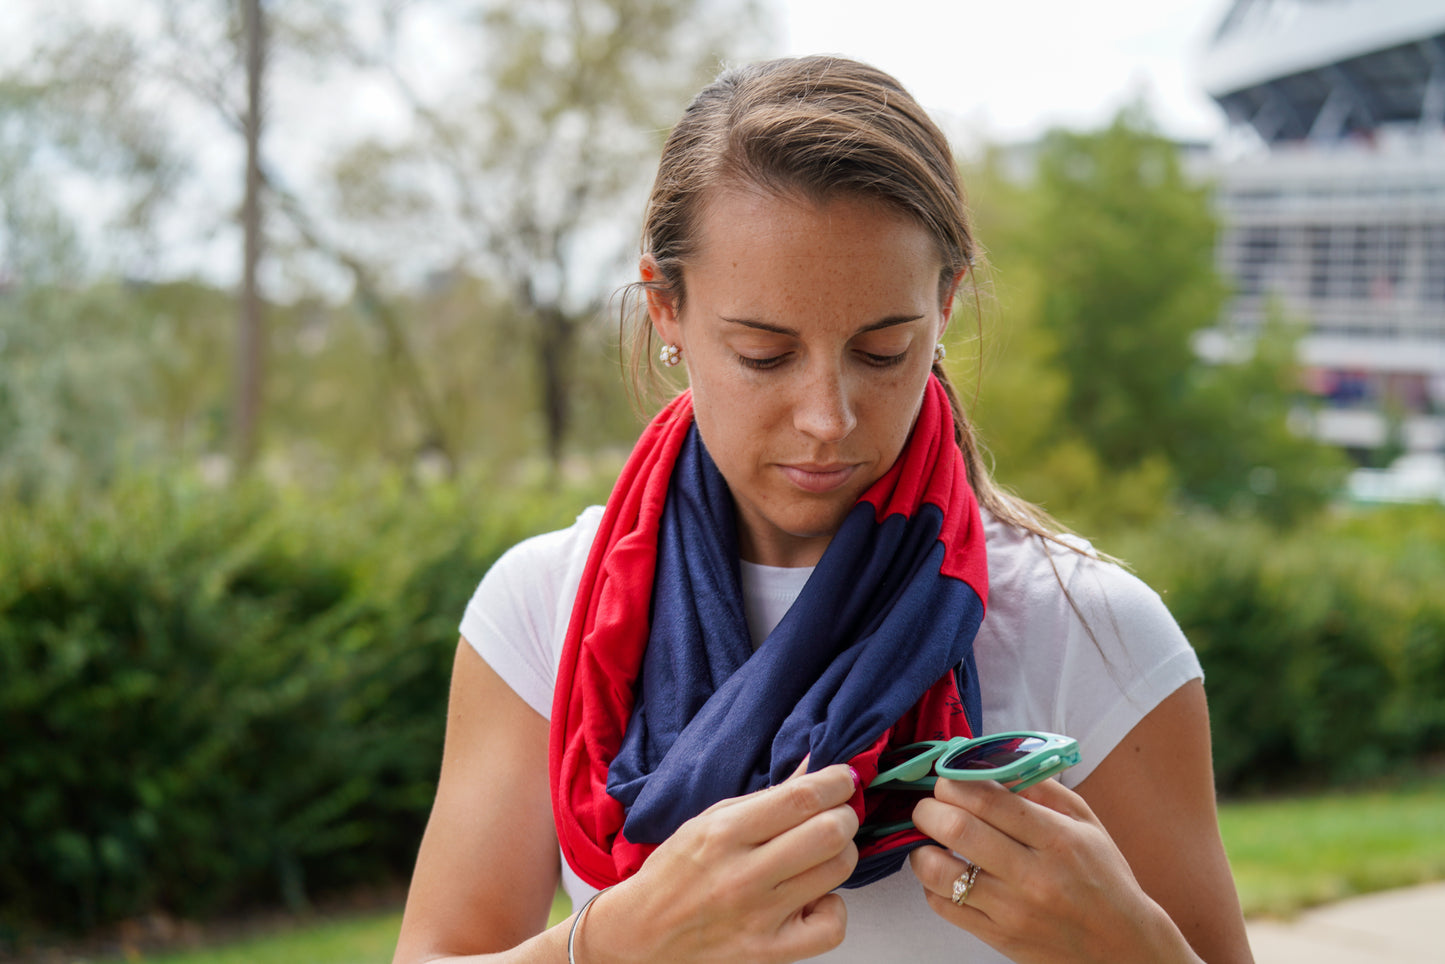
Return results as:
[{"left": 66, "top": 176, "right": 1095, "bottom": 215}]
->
[{"left": 1196, "top": 0, "right": 1445, "bottom": 466}]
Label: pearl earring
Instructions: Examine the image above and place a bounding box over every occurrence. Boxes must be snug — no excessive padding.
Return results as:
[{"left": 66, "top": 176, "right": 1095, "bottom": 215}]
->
[
  {"left": 934, "top": 343, "right": 947, "bottom": 363},
  {"left": 659, "top": 343, "right": 682, "bottom": 368}
]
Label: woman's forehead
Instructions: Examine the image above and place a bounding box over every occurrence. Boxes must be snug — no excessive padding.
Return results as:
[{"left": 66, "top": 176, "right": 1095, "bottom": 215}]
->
[
  {"left": 690, "top": 188, "right": 937, "bottom": 265},
  {"left": 679, "top": 190, "right": 943, "bottom": 326}
]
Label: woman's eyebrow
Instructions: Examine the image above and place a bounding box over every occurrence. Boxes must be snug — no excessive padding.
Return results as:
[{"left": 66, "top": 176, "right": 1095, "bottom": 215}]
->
[{"left": 719, "top": 314, "right": 925, "bottom": 336}]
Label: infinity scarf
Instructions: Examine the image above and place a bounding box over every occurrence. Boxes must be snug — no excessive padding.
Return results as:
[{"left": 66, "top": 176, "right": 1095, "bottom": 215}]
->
[{"left": 549, "top": 375, "right": 988, "bottom": 890}]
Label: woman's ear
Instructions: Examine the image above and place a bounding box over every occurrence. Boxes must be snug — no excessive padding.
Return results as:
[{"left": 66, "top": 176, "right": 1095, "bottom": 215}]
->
[
  {"left": 939, "top": 268, "right": 967, "bottom": 339},
  {"left": 640, "top": 257, "right": 680, "bottom": 345}
]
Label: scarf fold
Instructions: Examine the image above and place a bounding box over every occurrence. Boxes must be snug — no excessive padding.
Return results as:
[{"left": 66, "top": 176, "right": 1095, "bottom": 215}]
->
[{"left": 549, "top": 376, "right": 988, "bottom": 890}]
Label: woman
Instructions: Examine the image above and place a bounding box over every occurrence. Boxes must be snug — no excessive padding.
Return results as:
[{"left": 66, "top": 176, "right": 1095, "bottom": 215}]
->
[{"left": 393, "top": 56, "right": 1254, "bottom": 963}]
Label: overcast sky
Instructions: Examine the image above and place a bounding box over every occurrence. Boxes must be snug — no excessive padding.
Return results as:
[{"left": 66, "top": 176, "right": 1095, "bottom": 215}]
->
[
  {"left": 777, "top": 0, "right": 1233, "bottom": 146},
  {"left": 8, "top": 1, "right": 1238, "bottom": 160},
  {"left": 6, "top": 0, "right": 1238, "bottom": 283}
]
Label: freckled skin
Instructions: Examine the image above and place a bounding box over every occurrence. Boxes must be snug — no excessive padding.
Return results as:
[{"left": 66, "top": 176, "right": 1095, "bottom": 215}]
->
[{"left": 645, "top": 189, "right": 954, "bottom": 568}]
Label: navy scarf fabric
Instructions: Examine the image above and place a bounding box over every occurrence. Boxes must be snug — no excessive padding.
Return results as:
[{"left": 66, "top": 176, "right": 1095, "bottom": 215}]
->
[{"left": 550, "top": 378, "right": 988, "bottom": 889}]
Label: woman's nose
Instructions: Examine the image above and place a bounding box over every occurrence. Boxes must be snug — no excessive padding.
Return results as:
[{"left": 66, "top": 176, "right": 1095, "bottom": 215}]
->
[{"left": 793, "top": 364, "right": 857, "bottom": 443}]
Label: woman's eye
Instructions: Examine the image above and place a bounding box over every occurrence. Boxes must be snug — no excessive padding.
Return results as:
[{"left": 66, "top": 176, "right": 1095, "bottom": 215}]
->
[
  {"left": 859, "top": 350, "right": 908, "bottom": 368},
  {"left": 738, "top": 353, "right": 789, "bottom": 371}
]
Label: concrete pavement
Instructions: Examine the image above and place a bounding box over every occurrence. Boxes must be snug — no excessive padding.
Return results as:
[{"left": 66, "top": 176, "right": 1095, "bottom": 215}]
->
[{"left": 1245, "top": 881, "right": 1445, "bottom": 963}]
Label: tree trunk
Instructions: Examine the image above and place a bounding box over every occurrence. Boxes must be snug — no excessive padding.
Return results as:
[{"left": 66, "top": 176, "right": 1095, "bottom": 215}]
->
[
  {"left": 535, "top": 305, "right": 573, "bottom": 470},
  {"left": 233, "top": 0, "right": 266, "bottom": 474}
]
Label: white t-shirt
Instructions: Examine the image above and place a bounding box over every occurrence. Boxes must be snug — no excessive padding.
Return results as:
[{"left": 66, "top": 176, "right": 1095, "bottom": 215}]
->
[{"left": 460, "top": 505, "right": 1202, "bottom": 963}]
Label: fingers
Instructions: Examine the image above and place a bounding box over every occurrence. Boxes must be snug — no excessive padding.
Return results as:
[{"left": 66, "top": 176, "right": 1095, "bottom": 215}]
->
[
  {"left": 909, "top": 778, "right": 1083, "bottom": 920},
  {"left": 773, "top": 841, "right": 858, "bottom": 916},
  {"left": 928, "top": 776, "right": 1093, "bottom": 847},
  {"left": 665, "top": 764, "right": 859, "bottom": 904},
  {"left": 733, "top": 763, "right": 859, "bottom": 846},
  {"left": 765, "top": 802, "right": 859, "bottom": 902},
  {"left": 772, "top": 892, "right": 848, "bottom": 961},
  {"left": 909, "top": 788, "right": 1011, "bottom": 938},
  {"left": 911, "top": 793, "right": 1024, "bottom": 884},
  {"left": 745, "top": 764, "right": 859, "bottom": 900},
  {"left": 909, "top": 844, "right": 995, "bottom": 923},
  {"left": 1014, "top": 771, "right": 1098, "bottom": 822},
  {"left": 618, "top": 765, "right": 858, "bottom": 963}
]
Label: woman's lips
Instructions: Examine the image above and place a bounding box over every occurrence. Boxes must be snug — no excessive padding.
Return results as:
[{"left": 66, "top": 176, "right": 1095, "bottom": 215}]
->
[{"left": 779, "top": 463, "right": 858, "bottom": 494}]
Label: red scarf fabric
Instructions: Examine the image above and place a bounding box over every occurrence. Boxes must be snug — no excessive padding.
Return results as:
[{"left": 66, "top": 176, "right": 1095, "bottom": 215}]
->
[{"left": 549, "top": 376, "right": 988, "bottom": 888}]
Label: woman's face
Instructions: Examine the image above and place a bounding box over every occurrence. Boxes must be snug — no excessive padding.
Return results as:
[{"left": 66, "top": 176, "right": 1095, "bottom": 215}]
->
[{"left": 645, "top": 188, "right": 955, "bottom": 568}]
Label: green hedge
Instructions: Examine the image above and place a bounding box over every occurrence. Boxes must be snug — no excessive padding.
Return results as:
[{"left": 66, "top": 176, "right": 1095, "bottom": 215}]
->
[
  {"left": 0, "top": 470, "right": 605, "bottom": 939},
  {"left": 1115, "top": 506, "right": 1445, "bottom": 792},
  {"left": 3, "top": 468, "right": 1441, "bottom": 940}
]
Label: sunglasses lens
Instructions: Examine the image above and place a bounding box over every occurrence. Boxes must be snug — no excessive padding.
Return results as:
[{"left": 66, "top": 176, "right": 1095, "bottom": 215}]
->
[
  {"left": 871, "top": 742, "right": 949, "bottom": 788},
  {"left": 877, "top": 746, "right": 926, "bottom": 770},
  {"left": 943, "top": 736, "right": 1048, "bottom": 771}
]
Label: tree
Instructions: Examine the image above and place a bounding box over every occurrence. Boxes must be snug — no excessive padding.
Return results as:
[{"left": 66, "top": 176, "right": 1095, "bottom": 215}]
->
[
  {"left": 965, "top": 109, "right": 1344, "bottom": 527},
  {"left": 0, "top": 47, "right": 189, "bottom": 493},
  {"left": 1176, "top": 303, "right": 1347, "bottom": 524},
  {"left": 3, "top": 0, "right": 762, "bottom": 478},
  {"left": 1027, "top": 107, "right": 1226, "bottom": 472},
  {"left": 328, "top": 0, "right": 762, "bottom": 466},
  {"left": 2, "top": 1, "right": 281, "bottom": 473},
  {"left": 0, "top": 24, "right": 182, "bottom": 283},
  {"left": 1, "top": 1, "right": 457, "bottom": 476},
  {"left": 235, "top": 0, "right": 267, "bottom": 472},
  {"left": 961, "top": 147, "right": 1176, "bottom": 532}
]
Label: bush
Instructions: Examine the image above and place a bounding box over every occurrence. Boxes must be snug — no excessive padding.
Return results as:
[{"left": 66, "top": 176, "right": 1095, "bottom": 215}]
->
[
  {"left": 4, "top": 461, "right": 1440, "bottom": 939},
  {"left": 0, "top": 468, "right": 607, "bottom": 939},
  {"left": 1113, "top": 506, "right": 1445, "bottom": 792}
]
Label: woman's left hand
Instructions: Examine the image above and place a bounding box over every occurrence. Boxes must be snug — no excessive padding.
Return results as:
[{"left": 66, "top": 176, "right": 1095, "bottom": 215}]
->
[{"left": 908, "top": 777, "right": 1200, "bottom": 963}]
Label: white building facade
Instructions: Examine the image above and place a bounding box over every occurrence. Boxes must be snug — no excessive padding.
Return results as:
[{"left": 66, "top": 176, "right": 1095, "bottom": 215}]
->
[{"left": 1197, "top": 0, "right": 1445, "bottom": 459}]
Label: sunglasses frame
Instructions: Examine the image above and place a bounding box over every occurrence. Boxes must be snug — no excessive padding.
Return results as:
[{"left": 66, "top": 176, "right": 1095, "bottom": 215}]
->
[
  {"left": 859, "top": 731, "right": 1080, "bottom": 839},
  {"left": 868, "top": 730, "right": 1080, "bottom": 792}
]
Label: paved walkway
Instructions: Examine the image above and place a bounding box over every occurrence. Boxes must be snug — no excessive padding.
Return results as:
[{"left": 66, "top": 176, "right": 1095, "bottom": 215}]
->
[{"left": 1245, "top": 881, "right": 1445, "bottom": 962}]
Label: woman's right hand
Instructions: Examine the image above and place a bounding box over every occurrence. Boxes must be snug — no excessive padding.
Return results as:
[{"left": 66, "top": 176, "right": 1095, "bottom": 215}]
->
[{"left": 576, "top": 763, "right": 861, "bottom": 963}]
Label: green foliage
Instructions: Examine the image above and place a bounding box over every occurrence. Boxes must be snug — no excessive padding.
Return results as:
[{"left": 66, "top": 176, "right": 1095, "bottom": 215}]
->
[
  {"left": 325, "top": 0, "right": 763, "bottom": 462},
  {"left": 1027, "top": 108, "right": 1224, "bottom": 473},
  {"left": 1114, "top": 506, "right": 1445, "bottom": 792},
  {"left": 0, "top": 468, "right": 609, "bottom": 939},
  {"left": 0, "top": 282, "right": 172, "bottom": 494},
  {"left": 1175, "top": 308, "right": 1348, "bottom": 524},
  {"left": 0, "top": 95, "right": 85, "bottom": 284},
  {"left": 0, "top": 274, "right": 645, "bottom": 494},
  {"left": 963, "top": 111, "right": 1345, "bottom": 528}
]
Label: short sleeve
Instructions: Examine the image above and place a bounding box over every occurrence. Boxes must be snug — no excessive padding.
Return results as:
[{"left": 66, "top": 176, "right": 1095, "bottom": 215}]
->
[
  {"left": 1052, "top": 560, "right": 1203, "bottom": 786},
  {"left": 973, "top": 516, "right": 1203, "bottom": 789},
  {"left": 459, "top": 507, "right": 604, "bottom": 720}
]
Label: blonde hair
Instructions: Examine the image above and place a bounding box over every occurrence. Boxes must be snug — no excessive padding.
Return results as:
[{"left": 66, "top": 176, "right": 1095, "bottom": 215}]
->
[{"left": 621, "top": 56, "right": 1071, "bottom": 543}]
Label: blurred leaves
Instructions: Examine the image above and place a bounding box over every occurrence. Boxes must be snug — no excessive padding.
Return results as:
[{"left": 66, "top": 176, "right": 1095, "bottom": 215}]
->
[
  {"left": 325, "top": 0, "right": 764, "bottom": 462},
  {"left": 0, "top": 467, "right": 612, "bottom": 936},
  {"left": 0, "top": 7, "right": 1435, "bottom": 946},
  {"left": 0, "top": 282, "right": 169, "bottom": 495},
  {"left": 1115, "top": 505, "right": 1445, "bottom": 792},
  {"left": 963, "top": 108, "right": 1346, "bottom": 528}
]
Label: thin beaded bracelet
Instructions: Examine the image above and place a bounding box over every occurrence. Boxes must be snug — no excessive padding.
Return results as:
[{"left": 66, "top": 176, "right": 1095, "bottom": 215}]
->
[{"left": 567, "top": 886, "right": 612, "bottom": 964}]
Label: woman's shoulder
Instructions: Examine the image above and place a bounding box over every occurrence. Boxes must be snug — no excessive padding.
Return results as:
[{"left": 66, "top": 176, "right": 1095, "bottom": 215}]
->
[
  {"left": 486, "top": 505, "right": 605, "bottom": 585},
  {"left": 460, "top": 506, "right": 605, "bottom": 719},
  {"left": 980, "top": 509, "right": 1179, "bottom": 639},
  {"left": 977, "top": 509, "right": 1200, "bottom": 783},
  {"left": 472, "top": 504, "right": 605, "bottom": 627}
]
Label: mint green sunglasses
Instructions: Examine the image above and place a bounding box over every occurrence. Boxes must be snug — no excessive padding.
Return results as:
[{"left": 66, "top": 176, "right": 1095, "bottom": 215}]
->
[{"left": 860, "top": 731, "right": 1080, "bottom": 838}]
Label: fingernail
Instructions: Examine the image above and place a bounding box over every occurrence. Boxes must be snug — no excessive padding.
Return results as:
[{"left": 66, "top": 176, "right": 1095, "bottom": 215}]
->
[{"left": 848, "top": 766, "right": 863, "bottom": 792}]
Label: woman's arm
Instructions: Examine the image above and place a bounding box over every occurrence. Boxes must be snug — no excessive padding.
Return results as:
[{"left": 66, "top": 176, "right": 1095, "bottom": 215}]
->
[
  {"left": 392, "top": 639, "right": 565, "bottom": 962},
  {"left": 908, "top": 680, "right": 1254, "bottom": 963},
  {"left": 1077, "top": 679, "right": 1251, "bottom": 962},
  {"left": 394, "top": 640, "right": 863, "bottom": 963}
]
